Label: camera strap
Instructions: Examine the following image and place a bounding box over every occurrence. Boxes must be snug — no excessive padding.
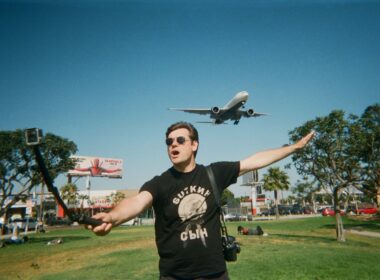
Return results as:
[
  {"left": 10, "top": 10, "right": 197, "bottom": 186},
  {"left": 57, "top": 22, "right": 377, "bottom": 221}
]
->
[{"left": 205, "top": 166, "right": 229, "bottom": 238}]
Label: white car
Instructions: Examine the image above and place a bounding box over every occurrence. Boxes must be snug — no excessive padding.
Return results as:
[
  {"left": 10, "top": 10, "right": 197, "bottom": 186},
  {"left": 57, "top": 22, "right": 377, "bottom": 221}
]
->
[
  {"left": 10, "top": 217, "right": 38, "bottom": 231},
  {"left": 224, "top": 213, "right": 245, "bottom": 222}
]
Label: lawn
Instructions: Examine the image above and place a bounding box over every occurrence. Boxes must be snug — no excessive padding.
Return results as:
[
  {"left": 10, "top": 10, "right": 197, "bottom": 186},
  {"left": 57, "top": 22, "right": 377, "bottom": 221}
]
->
[{"left": 0, "top": 216, "right": 379, "bottom": 280}]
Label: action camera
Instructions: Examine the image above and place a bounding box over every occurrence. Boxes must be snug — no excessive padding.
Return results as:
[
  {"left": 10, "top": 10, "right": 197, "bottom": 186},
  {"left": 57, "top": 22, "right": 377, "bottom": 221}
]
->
[{"left": 25, "top": 128, "right": 43, "bottom": 146}]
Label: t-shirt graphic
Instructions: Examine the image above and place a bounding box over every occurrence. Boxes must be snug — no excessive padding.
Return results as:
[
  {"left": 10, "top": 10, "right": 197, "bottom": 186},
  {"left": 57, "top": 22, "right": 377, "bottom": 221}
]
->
[{"left": 175, "top": 185, "right": 211, "bottom": 248}]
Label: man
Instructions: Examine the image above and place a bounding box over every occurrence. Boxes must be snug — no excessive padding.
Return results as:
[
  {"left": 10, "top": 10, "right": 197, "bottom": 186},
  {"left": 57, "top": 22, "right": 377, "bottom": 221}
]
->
[
  {"left": 237, "top": 225, "right": 265, "bottom": 236},
  {"left": 87, "top": 122, "right": 314, "bottom": 280}
]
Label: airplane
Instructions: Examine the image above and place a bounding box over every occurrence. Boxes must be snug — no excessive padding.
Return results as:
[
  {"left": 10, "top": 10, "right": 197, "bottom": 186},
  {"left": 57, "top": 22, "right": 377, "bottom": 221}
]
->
[{"left": 169, "top": 91, "right": 267, "bottom": 125}]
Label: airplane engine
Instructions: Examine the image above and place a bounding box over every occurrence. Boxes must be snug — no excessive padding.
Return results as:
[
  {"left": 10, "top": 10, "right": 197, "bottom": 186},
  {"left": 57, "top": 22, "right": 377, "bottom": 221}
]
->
[
  {"left": 211, "top": 107, "right": 221, "bottom": 114},
  {"left": 245, "top": 109, "right": 255, "bottom": 116}
]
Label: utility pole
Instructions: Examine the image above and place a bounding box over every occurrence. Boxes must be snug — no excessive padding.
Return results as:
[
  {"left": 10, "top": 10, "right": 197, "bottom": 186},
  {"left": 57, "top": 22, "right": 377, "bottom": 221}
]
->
[{"left": 241, "top": 170, "right": 262, "bottom": 216}]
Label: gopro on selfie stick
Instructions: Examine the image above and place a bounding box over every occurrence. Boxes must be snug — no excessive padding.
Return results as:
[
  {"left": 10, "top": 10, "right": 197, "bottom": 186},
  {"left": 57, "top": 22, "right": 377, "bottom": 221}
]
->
[{"left": 25, "top": 128, "right": 103, "bottom": 227}]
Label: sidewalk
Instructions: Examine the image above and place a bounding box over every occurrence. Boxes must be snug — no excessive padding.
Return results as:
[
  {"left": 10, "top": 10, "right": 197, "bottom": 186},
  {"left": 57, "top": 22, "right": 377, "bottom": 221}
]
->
[
  {"left": 252, "top": 213, "right": 321, "bottom": 221},
  {"left": 346, "top": 229, "right": 380, "bottom": 238}
]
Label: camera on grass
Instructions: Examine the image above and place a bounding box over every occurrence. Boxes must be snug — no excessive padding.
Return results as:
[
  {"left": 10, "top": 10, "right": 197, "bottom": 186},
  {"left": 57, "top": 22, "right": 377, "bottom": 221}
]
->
[{"left": 222, "top": 235, "right": 241, "bottom": 262}]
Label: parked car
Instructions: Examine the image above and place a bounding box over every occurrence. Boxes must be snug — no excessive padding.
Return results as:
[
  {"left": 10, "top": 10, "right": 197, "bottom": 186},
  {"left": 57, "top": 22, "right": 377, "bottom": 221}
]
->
[
  {"left": 291, "top": 204, "right": 303, "bottom": 214},
  {"left": 259, "top": 206, "right": 292, "bottom": 216},
  {"left": 291, "top": 205, "right": 315, "bottom": 214},
  {"left": 346, "top": 205, "right": 378, "bottom": 215},
  {"left": 46, "top": 217, "right": 72, "bottom": 226},
  {"left": 302, "top": 206, "right": 315, "bottom": 214},
  {"left": 258, "top": 208, "right": 272, "bottom": 216},
  {"left": 277, "top": 205, "right": 292, "bottom": 215},
  {"left": 317, "top": 205, "right": 333, "bottom": 213},
  {"left": 346, "top": 205, "right": 357, "bottom": 214},
  {"left": 321, "top": 208, "right": 345, "bottom": 216},
  {"left": 356, "top": 207, "right": 378, "bottom": 215},
  {"left": 224, "top": 213, "right": 245, "bottom": 222}
]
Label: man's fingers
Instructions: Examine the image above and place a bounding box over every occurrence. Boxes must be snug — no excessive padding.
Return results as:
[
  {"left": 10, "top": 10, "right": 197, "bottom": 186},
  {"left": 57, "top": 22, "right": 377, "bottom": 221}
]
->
[
  {"left": 91, "top": 222, "right": 112, "bottom": 236},
  {"left": 84, "top": 213, "right": 112, "bottom": 236},
  {"left": 84, "top": 221, "right": 104, "bottom": 232},
  {"left": 309, "top": 130, "right": 316, "bottom": 138},
  {"left": 295, "top": 131, "right": 316, "bottom": 149},
  {"left": 303, "top": 131, "right": 315, "bottom": 142}
]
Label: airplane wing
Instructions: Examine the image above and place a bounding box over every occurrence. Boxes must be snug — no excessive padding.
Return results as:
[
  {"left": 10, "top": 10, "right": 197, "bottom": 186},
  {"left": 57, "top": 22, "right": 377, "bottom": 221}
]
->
[
  {"left": 168, "top": 108, "right": 214, "bottom": 116},
  {"left": 196, "top": 121, "right": 228, "bottom": 125},
  {"left": 247, "top": 112, "right": 268, "bottom": 117},
  {"left": 236, "top": 109, "right": 268, "bottom": 118}
]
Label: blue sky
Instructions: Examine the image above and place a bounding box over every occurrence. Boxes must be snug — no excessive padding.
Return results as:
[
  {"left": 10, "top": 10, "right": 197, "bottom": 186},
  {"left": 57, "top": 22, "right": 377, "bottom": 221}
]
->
[{"left": 1, "top": 0, "right": 379, "bottom": 197}]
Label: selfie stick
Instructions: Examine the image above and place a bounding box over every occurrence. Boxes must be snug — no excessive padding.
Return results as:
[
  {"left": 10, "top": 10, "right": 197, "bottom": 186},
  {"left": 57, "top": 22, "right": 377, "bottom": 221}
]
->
[{"left": 25, "top": 128, "right": 103, "bottom": 227}]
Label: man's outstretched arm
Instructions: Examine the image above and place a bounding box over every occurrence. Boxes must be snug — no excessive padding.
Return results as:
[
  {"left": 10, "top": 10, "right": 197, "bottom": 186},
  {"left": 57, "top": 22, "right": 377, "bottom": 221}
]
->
[
  {"left": 239, "top": 131, "right": 315, "bottom": 176},
  {"left": 87, "top": 191, "right": 153, "bottom": 236}
]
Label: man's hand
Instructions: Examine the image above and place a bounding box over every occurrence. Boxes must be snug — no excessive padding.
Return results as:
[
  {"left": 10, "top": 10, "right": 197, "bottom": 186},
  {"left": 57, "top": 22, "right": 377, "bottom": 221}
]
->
[
  {"left": 85, "top": 212, "right": 113, "bottom": 236},
  {"left": 84, "top": 191, "right": 153, "bottom": 236},
  {"left": 294, "top": 130, "right": 315, "bottom": 150}
]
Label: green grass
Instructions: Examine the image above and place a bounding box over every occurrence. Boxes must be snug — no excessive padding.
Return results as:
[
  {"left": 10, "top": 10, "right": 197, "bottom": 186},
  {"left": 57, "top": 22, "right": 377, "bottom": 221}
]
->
[{"left": 0, "top": 217, "right": 379, "bottom": 280}]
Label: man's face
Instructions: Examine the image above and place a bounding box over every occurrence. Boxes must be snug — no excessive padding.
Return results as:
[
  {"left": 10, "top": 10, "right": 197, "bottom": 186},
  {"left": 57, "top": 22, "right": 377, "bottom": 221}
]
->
[{"left": 166, "top": 128, "right": 198, "bottom": 167}]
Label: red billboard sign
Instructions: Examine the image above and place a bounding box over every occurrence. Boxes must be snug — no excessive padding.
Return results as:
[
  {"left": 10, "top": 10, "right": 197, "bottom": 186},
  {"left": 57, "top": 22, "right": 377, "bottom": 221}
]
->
[{"left": 68, "top": 156, "right": 123, "bottom": 178}]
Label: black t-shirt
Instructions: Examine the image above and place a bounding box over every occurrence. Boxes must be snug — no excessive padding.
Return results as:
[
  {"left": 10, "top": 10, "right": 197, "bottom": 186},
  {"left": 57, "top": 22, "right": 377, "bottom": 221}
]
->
[{"left": 140, "top": 162, "right": 240, "bottom": 279}]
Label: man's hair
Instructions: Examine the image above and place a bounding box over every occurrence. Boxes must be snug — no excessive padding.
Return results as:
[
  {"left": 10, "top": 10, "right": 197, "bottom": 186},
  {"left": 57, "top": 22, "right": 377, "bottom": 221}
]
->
[{"left": 166, "top": 122, "right": 199, "bottom": 157}]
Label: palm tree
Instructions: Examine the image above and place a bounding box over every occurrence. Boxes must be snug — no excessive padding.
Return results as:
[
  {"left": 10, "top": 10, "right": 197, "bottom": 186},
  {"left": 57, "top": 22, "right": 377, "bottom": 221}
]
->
[
  {"left": 263, "top": 167, "right": 290, "bottom": 219},
  {"left": 60, "top": 183, "right": 78, "bottom": 209}
]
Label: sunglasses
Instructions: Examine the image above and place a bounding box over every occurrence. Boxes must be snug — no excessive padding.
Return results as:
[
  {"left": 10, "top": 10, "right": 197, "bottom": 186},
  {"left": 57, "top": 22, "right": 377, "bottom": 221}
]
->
[{"left": 165, "top": 136, "right": 191, "bottom": 146}]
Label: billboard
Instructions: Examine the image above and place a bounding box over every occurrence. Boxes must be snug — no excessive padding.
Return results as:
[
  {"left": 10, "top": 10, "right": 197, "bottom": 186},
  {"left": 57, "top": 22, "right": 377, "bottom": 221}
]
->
[
  {"left": 241, "top": 170, "right": 258, "bottom": 186},
  {"left": 77, "top": 190, "right": 116, "bottom": 208},
  {"left": 68, "top": 156, "right": 123, "bottom": 178}
]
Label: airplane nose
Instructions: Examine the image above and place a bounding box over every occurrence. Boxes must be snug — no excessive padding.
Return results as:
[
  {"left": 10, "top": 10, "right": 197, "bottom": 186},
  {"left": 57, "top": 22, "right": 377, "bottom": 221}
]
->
[{"left": 237, "top": 91, "right": 249, "bottom": 99}]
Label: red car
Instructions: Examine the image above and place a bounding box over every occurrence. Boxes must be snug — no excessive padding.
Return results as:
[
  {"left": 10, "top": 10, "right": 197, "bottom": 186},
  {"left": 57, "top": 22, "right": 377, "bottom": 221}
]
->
[
  {"left": 322, "top": 208, "right": 345, "bottom": 216},
  {"left": 356, "top": 207, "right": 378, "bottom": 215}
]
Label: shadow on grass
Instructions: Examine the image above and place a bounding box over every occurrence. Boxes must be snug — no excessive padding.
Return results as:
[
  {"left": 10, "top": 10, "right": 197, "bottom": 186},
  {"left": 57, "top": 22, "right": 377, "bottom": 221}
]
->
[
  {"left": 269, "top": 232, "right": 374, "bottom": 247},
  {"left": 269, "top": 233, "right": 336, "bottom": 243},
  {"left": 28, "top": 235, "right": 91, "bottom": 244},
  {"left": 321, "top": 222, "right": 380, "bottom": 231}
]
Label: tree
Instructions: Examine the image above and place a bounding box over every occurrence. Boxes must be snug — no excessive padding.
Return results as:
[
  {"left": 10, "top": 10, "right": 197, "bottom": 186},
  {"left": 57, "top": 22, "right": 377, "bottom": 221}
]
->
[
  {"left": 0, "top": 129, "right": 77, "bottom": 228},
  {"left": 221, "top": 188, "right": 235, "bottom": 207},
  {"left": 292, "top": 179, "right": 313, "bottom": 206},
  {"left": 352, "top": 104, "right": 380, "bottom": 207},
  {"left": 60, "top": 183, "right": 78, "bottom": 208},
  {"left": 262, "top": 167, "right": 290, "bottom": 219},
  {"left": 109, "top": 191, "right": 126, "bottom": 206},
  {"left": 289, "top": 110, "right": 361, "bottom": 242}
]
